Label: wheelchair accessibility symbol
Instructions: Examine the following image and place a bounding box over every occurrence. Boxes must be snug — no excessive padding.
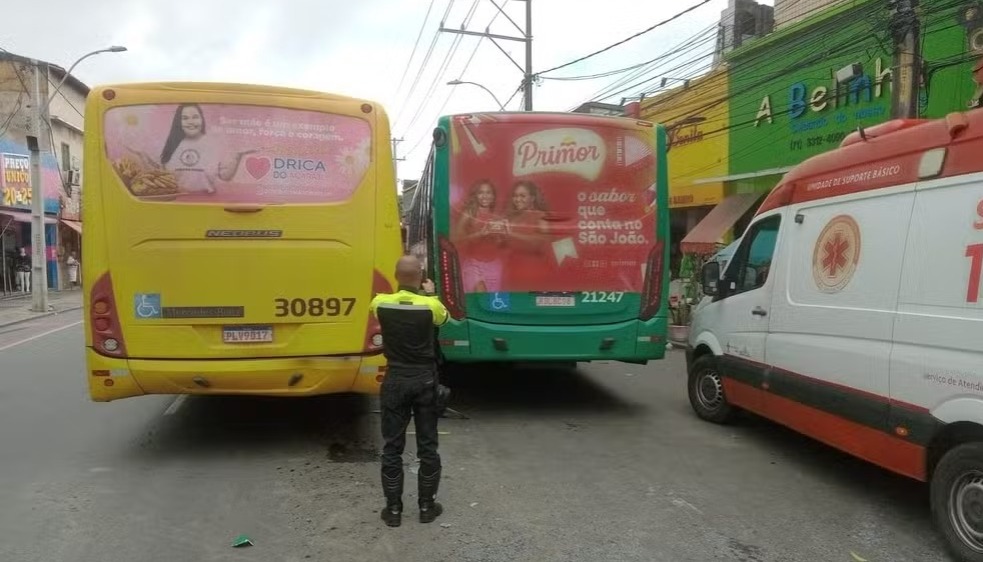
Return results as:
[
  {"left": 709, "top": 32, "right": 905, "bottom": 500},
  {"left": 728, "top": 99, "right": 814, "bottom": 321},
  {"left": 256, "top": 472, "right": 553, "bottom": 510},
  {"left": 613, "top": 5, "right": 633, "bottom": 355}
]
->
[
  {"left": 488, "top": 292, "right": 510, "bottom": 311},
  {"left": 134, "top": 293, "right": 162, "bottom": 319}
]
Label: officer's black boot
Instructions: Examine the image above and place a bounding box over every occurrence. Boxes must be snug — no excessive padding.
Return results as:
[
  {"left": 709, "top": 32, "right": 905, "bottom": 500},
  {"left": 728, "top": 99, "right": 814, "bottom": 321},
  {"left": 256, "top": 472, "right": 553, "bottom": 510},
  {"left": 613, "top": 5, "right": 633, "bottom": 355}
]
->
[
  {"left": 418, "top": 467, "right": 443, "bottom": 523},
  {"left": 381, "top": 470, "right": 403, "bottom": 527}
]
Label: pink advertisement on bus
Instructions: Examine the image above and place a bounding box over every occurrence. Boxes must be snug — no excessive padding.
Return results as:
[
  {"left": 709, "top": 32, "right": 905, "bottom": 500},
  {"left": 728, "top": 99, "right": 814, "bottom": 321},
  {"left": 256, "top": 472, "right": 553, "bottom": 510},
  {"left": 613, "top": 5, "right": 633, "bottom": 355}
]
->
[
  {"left": 448, "top": 113, "right": 658, "bottom": 294},
  {"left": 103, "top": 104, "right": 372, "bottom": 204}
]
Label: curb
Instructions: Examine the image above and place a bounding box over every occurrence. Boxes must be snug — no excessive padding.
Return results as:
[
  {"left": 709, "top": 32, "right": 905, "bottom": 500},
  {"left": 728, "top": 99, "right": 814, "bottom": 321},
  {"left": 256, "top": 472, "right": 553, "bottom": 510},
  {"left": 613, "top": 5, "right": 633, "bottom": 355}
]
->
[{"left": 0, "top": 305, "right": 83, "bottom": 329}]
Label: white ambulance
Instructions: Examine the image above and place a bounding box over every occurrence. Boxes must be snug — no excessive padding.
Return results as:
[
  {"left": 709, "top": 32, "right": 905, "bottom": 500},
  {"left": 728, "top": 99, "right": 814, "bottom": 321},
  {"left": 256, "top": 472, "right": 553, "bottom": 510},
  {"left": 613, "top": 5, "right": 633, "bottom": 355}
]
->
[{"left": 686, "top": 109, "right": 983, "bottom": 562}]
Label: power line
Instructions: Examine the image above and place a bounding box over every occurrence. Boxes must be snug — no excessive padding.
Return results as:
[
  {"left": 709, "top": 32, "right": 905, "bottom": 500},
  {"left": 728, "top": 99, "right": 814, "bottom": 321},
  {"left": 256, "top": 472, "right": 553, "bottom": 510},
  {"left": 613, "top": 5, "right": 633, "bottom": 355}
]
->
[
  {"left": 588, "top": 43, "right": 717, "bottom": 105},
  {"left": 652, "top": 33, "right": 881, "bottom": 132},
  {"left": 543, "top": 25, "right": 718, "bottom": 82},
  {"left": 644, "top": 41, "right": 925, "bottom": 180},
  {"left": 401, "top": 0, "right": 482, "bottom": 134},
  {"left": 575, "top": 0, "right": 886, "bottom": 112},
  {"left": 535, "top": 0, "right": 714, "bottom": 76},
  {"left": 502, "top": 83, "right": 524, "bottom": 109},
  {"left": 0, "top": 92, "right": 23, "bottom": 138},
  {"left": 583, "top": 24, "right": 719, "bottom": 103},
  {"left": 605, "top": 0, "right": 886, "bottom": 119},
  {"left": 395, "top": 0, "right": 439, "bottom": 96},
  {"left": 402, "top": 8, "right": 505, "bottom": 161},
  {"left": 394, "top": 0, "right": 457, "bottom": 127},
  {"left": 403, "top": 32, "right": 487, "bottom": 159}
]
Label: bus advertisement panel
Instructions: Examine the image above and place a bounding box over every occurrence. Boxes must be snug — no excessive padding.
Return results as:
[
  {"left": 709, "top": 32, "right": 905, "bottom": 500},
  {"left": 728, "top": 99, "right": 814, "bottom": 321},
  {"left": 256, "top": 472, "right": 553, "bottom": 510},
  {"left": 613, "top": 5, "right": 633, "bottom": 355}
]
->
[
  {"left": 104, "top": 103, "right": 372, "bottom": 204},
  {"left": 408, "top": 112, "right": 669, "bottom": 364},
  {"left": 83, "top": 83, "right": 401, "bottom": 402},
  {"left": 448, "top": 115, "right": 658, "bottom": 295}
]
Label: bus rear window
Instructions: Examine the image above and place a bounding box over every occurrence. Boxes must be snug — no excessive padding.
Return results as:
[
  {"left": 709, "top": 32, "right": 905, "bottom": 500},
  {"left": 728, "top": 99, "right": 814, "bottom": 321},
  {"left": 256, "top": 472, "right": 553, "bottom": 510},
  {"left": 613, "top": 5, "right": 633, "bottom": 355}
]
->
[{"left": 103, "top": 104, "right": 371, "bottom": 204}]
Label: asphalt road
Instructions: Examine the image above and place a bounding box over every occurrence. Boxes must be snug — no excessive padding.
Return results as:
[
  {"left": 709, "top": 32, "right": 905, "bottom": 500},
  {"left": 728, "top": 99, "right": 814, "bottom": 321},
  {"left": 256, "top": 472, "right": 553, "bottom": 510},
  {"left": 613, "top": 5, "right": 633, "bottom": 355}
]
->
[{"left": 0, "top": 313, "right": 954, "bottom": 562}]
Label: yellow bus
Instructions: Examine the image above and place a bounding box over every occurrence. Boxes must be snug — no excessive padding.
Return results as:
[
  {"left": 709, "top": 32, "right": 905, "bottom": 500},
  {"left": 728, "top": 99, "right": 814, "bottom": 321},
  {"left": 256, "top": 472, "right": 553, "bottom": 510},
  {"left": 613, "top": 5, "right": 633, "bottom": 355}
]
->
[{"left": 82, "top": 82, "right": 402, "bottom": 402}]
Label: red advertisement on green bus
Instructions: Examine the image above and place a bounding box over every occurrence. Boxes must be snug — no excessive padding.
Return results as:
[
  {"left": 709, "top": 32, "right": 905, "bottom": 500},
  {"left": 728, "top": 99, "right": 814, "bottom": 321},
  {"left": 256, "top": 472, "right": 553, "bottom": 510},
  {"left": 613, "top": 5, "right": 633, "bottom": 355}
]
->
[{"left": 406, "top": 112, "right": 669, "bottom": 364}]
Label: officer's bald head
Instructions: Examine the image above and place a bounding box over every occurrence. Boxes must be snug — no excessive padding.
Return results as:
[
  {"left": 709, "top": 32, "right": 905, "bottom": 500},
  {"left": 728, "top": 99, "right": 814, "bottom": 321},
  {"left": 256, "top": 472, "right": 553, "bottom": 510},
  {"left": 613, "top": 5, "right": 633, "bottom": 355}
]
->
[{"left": 395, "top": 255, "right": 424, "bottom": 288}]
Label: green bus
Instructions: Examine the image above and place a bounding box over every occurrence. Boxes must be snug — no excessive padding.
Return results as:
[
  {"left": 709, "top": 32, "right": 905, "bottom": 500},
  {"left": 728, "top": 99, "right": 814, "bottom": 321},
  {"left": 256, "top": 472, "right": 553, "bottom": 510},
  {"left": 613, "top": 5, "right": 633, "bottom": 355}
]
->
[{"left": 405, "top": 111, "right": 670, "bottom": 364}]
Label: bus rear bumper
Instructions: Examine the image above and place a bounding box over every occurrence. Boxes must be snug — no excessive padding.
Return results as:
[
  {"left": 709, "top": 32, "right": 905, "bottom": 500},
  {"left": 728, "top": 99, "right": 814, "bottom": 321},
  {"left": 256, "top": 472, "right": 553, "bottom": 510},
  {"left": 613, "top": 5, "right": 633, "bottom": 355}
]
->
[
  {"left": 85, "top": 348, "right": 386, "bottom": 402},
  {"left": 440, "top": 317, "right": 667, "bottom": 363}
]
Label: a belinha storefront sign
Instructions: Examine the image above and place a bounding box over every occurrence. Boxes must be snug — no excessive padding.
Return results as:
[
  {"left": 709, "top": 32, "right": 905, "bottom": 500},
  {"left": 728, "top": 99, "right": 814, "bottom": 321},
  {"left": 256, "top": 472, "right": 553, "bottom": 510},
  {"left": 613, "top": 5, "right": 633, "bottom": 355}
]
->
[{"left": 754, "top": 57, "right": 893, "bottom": 130}]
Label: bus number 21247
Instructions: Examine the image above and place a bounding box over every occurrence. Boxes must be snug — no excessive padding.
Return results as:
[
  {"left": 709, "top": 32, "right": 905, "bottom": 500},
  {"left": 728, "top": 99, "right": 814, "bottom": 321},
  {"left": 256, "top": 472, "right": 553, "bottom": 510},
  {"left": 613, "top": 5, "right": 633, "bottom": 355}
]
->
[{"left": 581, "top": 291, "right": 625, "bottom": 303}]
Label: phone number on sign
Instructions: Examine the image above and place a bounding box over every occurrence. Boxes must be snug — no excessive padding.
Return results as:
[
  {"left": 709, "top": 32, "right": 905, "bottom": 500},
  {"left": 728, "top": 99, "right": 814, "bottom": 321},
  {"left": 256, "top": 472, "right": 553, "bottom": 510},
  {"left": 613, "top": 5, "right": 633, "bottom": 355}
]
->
[{"left": 789, "top": 131, "right": 847, "bottom": 151}]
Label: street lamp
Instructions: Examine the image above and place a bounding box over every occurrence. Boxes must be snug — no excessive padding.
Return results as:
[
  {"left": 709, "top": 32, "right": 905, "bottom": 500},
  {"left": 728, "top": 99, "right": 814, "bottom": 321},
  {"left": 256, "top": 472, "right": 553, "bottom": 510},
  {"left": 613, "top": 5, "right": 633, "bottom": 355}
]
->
[
  {"left": 447, "top": 80, "right": 506, "bottom": 111},
  {"left": 29, "top": 46, "right": 126, "bottom": 312},
  {"left": 48, "top": 46, "right": 127, "bottom": 107}
]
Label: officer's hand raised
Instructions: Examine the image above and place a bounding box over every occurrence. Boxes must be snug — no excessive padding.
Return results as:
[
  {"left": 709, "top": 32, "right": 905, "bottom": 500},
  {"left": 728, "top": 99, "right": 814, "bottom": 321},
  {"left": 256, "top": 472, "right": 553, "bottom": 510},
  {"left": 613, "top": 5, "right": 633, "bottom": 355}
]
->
[{"left": 422, "top": 279, "right": 436, "bottom": 295}]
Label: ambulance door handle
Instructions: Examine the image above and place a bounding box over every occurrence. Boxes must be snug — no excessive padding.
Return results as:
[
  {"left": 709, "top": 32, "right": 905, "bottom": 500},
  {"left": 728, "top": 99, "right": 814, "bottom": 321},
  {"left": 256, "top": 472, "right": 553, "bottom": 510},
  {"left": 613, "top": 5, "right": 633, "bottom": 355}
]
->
[{"left": 752, "top": 307, "right": 768, "bottom": 317}]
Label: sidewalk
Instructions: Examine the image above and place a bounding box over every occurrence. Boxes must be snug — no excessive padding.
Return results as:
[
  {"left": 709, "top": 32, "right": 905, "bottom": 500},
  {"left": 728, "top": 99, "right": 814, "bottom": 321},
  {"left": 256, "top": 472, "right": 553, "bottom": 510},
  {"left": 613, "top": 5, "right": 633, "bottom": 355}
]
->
[{"left": 0, "top": 289, "right": 83, "bottom": 328}]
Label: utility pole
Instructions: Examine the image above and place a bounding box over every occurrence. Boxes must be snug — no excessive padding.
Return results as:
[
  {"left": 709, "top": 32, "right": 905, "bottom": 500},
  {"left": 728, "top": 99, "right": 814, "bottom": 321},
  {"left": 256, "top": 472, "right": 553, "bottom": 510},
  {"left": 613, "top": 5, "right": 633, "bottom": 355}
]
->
[
  {"left": 440, "top": 0, "right": 533, "bottom": 110},
  {"left": 391, "top": 137, "right": 406, "bottom": 162},
  {"left": 891, "top": 0, "right": 921, "bottom": 118},
  {"left": 391, "top": 136, "right": 407, "bottom": 210},
  {"left": 28, "top": 60, "right": 49, "bottom": 313},
  {"left": 391, "top": 137, "right": 406, "bottom": 187}
]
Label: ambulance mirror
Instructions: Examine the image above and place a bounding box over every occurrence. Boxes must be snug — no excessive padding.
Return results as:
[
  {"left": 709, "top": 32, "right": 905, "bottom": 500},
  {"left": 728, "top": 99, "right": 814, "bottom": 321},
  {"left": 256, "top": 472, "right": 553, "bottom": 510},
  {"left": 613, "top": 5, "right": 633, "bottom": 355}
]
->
[{"left": 702, "top": 262, "right": 721, "bottom": 296}]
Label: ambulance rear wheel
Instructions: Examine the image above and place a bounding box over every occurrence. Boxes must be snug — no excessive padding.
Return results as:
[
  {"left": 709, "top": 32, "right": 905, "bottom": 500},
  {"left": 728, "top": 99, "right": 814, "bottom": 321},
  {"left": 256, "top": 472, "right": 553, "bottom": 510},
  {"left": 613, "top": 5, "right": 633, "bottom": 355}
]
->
[
  {"left": 932, "top": 442, "right": 983, "bottom": 562},
  {"left": 687, "top": 355, "right": 735, "bottom": 424}
]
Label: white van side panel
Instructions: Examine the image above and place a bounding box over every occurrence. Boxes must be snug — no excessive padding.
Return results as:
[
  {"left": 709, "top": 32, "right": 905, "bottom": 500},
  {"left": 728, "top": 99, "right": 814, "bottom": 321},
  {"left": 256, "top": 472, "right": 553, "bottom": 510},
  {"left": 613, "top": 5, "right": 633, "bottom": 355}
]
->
[
  {"left": 891, "top": 173, "right": 983, "bottom": 420},
  {"left": 690, "top": 330, "right": 724, "bottom": 357},
  {"left": 767, "top": 186, "right": 915, "bottom": 399}
]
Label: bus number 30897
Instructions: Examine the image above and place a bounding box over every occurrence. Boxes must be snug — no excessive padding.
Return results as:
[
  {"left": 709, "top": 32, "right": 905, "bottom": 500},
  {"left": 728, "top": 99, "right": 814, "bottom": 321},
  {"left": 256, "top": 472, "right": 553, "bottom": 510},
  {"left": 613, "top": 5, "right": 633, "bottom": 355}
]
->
[{"left": 274, "top": 297, "right": 357, "bottom": 317}]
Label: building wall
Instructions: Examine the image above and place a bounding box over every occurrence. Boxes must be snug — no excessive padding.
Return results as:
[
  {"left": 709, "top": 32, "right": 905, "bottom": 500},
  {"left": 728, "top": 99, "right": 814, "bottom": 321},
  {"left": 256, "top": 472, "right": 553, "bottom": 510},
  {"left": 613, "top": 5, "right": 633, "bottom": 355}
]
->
[
  {"left": 716, "top": 0, "right": 775, "bottom": 62},
  {"left": 0, "top": 57, "right": 89, "bottom": 291},
  {"left": 46, "top": 66, "right": 87, "bottom": 222},
  {"left": 0, "top": 60, "right": 87, "bottom": 218},
  {"left": 639, "top": 66, "right": 730, "bottom": 209},
  {"left": 0, "top": 61, "right": 62, "bottom": 214},
  {"left": 639, "top": 67, "right": 731, "bottom": 269},
  {"left": 0, "top": 61, "right": 33, "bottom": 138},
  {"left": 774, "top": 0, "right": 851, "bottom": 29}
]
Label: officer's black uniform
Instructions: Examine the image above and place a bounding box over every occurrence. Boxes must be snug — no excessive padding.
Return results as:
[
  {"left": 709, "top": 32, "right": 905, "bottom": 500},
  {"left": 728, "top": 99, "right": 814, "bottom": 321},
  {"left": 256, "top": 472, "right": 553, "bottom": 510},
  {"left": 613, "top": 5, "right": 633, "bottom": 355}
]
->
[{"left": 369, "top": 284, "right": 449, "bottom": 527}]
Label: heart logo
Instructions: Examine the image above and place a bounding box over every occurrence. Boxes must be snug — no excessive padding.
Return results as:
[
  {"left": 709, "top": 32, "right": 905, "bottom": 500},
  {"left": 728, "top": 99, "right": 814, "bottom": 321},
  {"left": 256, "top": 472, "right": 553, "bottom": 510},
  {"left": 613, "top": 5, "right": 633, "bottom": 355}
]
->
[{"left": 245, "top": 157, "right": 271, "bottom": 180}]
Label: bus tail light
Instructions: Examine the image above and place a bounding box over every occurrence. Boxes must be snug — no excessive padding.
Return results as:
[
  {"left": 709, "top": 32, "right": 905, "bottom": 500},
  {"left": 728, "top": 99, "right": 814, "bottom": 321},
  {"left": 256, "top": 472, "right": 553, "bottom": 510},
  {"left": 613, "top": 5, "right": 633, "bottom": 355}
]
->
[
  {"left": 639, "top": 240, "right": 665, "bottom": 321},
  {"left": 90, "top": 272, "right": 128, "bottom": 357},
  {"left": 363, "top": 269, "right": 393, "bottom": 353},
  {"left": 438, "top": 236, "right": 466, "bottom": 320}
]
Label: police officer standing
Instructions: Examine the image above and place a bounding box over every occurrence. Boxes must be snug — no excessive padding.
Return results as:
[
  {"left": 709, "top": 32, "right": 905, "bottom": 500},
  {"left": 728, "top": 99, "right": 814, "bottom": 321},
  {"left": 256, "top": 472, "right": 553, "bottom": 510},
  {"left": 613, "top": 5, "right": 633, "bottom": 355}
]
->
[{"left": 369, "top": 255, "right": 449, "bottom": 527}]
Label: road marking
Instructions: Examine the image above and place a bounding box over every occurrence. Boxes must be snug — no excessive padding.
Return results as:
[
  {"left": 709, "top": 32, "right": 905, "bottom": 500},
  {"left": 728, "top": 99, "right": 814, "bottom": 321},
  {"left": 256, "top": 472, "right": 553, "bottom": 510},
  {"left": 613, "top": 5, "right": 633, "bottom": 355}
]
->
[
  {"left": 0, "top": 320, "right": 82, "bottom": 352},
  {"left": 670, "top": 497, "right": 704, "bottom": 515},
  {"left": 163, "top": 395, "right": 188, "bottom": 416}
]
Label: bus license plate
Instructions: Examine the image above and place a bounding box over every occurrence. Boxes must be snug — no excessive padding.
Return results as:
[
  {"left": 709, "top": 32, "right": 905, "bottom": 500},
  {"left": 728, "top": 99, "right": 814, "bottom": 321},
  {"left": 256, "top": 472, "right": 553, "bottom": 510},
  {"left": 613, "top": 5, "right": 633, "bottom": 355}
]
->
[
  {"left": 223, "top": 326, "right": 273, "bottom": 343},
  {"left": 535, "top": 295, "right": 575, "bottom": 307}
]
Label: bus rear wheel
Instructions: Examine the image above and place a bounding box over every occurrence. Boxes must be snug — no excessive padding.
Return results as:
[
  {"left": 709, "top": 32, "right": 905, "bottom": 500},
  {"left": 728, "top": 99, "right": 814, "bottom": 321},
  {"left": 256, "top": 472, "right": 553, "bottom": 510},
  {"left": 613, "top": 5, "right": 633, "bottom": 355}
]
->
[
  {"left": 687, "top": 355, "right": 735, "bottom": 424},
  {"left": 932, "top": 442, "right": 983, "bottom": 562}
]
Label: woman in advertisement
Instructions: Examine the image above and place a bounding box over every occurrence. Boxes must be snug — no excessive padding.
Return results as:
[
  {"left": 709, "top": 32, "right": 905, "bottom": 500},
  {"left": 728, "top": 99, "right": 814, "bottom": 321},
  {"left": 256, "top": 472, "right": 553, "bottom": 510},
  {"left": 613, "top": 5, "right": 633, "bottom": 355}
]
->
[
  {"left": 453, "top": 179, "right": 507, "bottom": 293},
  {"left": 125, "top": 104, "right": 258, "bottom": 195},
  {"left": 503, "top": 180, "right": 553, "bottom": 290},
  {"left": 159, "top": 104, "right": 258, "bottom": 194}
]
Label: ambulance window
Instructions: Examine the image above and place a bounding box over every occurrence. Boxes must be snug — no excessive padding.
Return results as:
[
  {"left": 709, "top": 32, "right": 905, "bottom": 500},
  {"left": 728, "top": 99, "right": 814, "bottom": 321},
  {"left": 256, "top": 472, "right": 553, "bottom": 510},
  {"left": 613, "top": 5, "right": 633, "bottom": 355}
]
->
[{"left": 734, "top": 215, "right": 780, "bottom": 293}]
